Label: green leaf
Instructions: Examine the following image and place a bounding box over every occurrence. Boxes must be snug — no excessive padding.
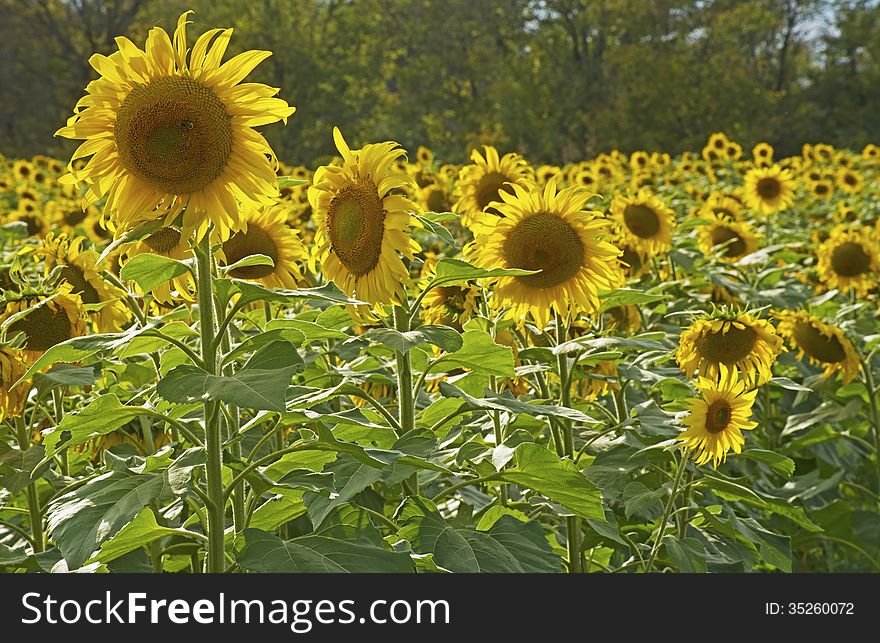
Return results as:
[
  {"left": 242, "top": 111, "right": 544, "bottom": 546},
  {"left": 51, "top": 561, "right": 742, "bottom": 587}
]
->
[
  {"left": 0, "top": 444, "right": 45, "bottom": 493},
  {"left": 364, "top": 325, "right": 463, "bottom": 353},
  {"left": 770, "top": 377, "right": 813, "bottom": 393},
  {"left": 600, "top": 288, "right": 667, "bottom": 310},
  {"left": 235, "top": 528, "right": 412, "bottom": 573},
  {"left": 663, "top": 536, "right": 707, "bottom": 573},
  {"left": 120, "top": 253, "right": 190, "bottom": 292},
  {"left": 221, "top": 254, "right": 274, "bottom": 274},
  {"left": 432, "top": 258, "right": 536, "bottom": 282},
  {"left": 221, "top": 280, "right": 363, "bottom": 308},
  {"left": 438, "top": 382, "right": 600, "bottom": 424},
  {"left": 740, "top": 449, "right": 796, "bottom": 479},
  {"left": 277, "top": 177, "right": 308, "bottom": 188},
  {"left": 700, "top": 475, "right": 821, "bottom": 532},
  {"left": 415, "top": 212, "right": 456, "bottom": 246},
  {"left": 33, "top": 364, "right": 97, "bottom": 392},
  {"left": 303, "top": 456, "right": 384, "bottom": 528},
  {"left": 47, "top": 471, "right": 176, "bottom": 568},
  {"left": 158, "top": 341, "right": 300, "bottom": 411},
  {"left": 436, "top": 330, "right": 514, "bottom": 376},
  {"left": 395, "top": 496, "right": 479, "bottom": 572},
  {"left": 92, "top": 508, "right": 180, "bottom": 563},
  {"left": 499, "top": 443, "right": 605, "bottom": 521},
  {"left": 266, "top": 318, "right": 348, "bottom": 342},
  {"left": 40, "top": 394, "right": 151, "bottom": 459},
  {"left": 222, "top": 328, "right": 307, "bottom": 365},
  {"left": 554, "top": 333, "right": 668, "bottom": 355}
]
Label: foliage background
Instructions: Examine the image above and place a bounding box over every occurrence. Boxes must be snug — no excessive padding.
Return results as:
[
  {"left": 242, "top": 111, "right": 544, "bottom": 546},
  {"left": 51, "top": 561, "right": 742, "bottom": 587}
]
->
[{"left": 2, "top": 0, "right": 879, "bottom": 165}]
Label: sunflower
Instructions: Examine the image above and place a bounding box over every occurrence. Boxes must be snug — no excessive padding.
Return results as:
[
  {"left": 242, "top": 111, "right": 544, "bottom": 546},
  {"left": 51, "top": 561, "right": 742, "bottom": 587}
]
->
[
  {"left": 536, "top": 165, "right": 561, "bottom": 185},
  {"left": 417, "top": 176, "right": 453, "bottom": 214},
  {"left": 309, "top": 127, "right": 421, "bottom": 310},
  {"left": 416, "top": 146, "right": 433, "bottom": 166},
  {"left": 11, "top": 209, "right": 49, "bottom": 238},
  {"left": 55, "top": 11, "right": 295, "bottom": 242},
  {"left": 35, "top": 233, "right": 130, "bottom": 332},
  {"left": 47, "top": 198, "right": 89, "bottom": 232},
  {"left": 775, "top": 310, "right": 860, "bottom": 384},
  {"left": 752, "top": 142, "right": 774, "bottom": 166},
  {"left": 576, "top": 359, "right": 619, "bottom": 401},
  {"left": 676, "top": 309, "right": 782, "bottom": 387},
  {"left": 697, "top": 211, "right": 760, "bottom": 262},
  {"left": 1, "top": 289, "right": 88, "bottom": 361},
  {"left": 468, "top": 178, "right": 622, "bottom": 328},
  {"left": 702, "top": 192, "right": 743, "bottom": 221},
  {"left": 453, "top": 146, "right": 533, "bottom": 229},
  {"left": 121, "top": 226, "right": 195, "bottom": 304},
  {"left": 219, "top": 203, "right": 307, "bottom": 289},
  {"left": 617, "top": 243, "right": 650, "bottom": 279},
  {"left": 0, "top": 346, "right": 29, "bottom": 421},
  {"left": 862, "top": 144, "right": 880, "bottom": 162},
  {"left": 12, "top": 160, "right": 33, "bottom": 183},
  {"left": 609, "top": 189, "right": 676, "bottom": 256},
  {"left": 836, "top": 168, "right": 863, "bottom": 194},
  {"left": 816, "top": 226, "right": 879, "bottom": 297},
  {"left": 707, "top": 133, "right": 729, "bottom": 153},
  {"left": 677, "top": 365, "right": 758, "bottom": 468},
  {"left": 604, "top": 304, "right": 641, "bottom": 334},
  {"left": 742, "top": 165, "right": 795, "bottom": 215},
  {"left": 810, "top": 179, "right": 834, "bottom": 200}
]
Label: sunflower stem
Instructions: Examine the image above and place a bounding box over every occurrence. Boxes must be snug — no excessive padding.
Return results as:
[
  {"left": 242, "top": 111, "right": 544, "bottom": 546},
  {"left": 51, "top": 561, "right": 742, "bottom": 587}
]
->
[
  {"left": 15, "top": 416, "right": 43, "bottom": 553},
  {"left": 393, "top": 305, "right": 418, "bottom": 496},
  {"left": 645, "top": 450, "right": 688, "bottom": 573},
  {"left": 196, "top": 233, "right": 225, "bottom": 573},
  {"left": 859, "top": 356, "right": 880, "bottom": 493}
]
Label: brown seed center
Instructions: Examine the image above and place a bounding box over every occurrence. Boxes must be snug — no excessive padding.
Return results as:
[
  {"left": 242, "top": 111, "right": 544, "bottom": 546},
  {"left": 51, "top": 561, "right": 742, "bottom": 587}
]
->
[
  {"left": 9, "top": 303, "right": 73, "bottom": 352},
  {"left": 705, "top": 399, "right": 732, "bottom": 434},
  {"left": 222, "top": 224, "right": 280, "bottom": 279},
  {"left": 793, "top": 322, "right": 846, "bottom": 363},
  {"left": 830, "top": 242, "right": 871, "bottom": 277},
  {"left": 502, "top": 212, "right": 585, "bottom": 289},
  {"left": 756, "top": 177, "right": 781, "bottom": 200},
  {"left": 327, "top": 181, "right": 386, "bottom": 277},
  {"left": 623, "top": 204, "right": 661, "bottom": 238},
  {"left": 696, "top": 324, "right": 758, "bottom": 365}
]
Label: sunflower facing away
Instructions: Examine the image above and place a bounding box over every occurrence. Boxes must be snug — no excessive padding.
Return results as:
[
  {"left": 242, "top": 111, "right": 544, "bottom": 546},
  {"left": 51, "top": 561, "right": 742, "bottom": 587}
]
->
[
  {"left": 775, "top": 310, "right": 860, "bottom": 384},
  {"left": 1, "top": 289, "right": 88, "bottom": 361},
  {"left": 816, "top": 225, "right": 878, "bottom": 297},
  {"left": 697, "top": 211, "right": 760, "bottom": 262},
  {"left": 469, "top": 178, "right": 622, "bottom": 328},
  {"left": 609, "top": 189, "right": 676, "bottom": 256},
  {"left": 742, "top": 165, "right": 795, "bottom": 215},
  {"left": 55, "top": 11, "right": 295, "bottom": 242},
  {"left": 122, "top": 226, "right": 194, "bottom": 304},
  {"left": 453, "top": 146, "right": 533, "bottom": 230},
  {"left": 36, "top": 233, "right": 130, "bottom": 332},
  {"left": 676, "top": 309, "right": 783, "bottom": 387},
  {"left": 219, "top": 203, "right": 308, "bottom": 290},
  {"left": 678, "top": 365, "right": 758, "bottom": 468},
  {"left": 309, "top": 128, "right": 421, "bottom": 309},
  {"left": 0, "top": 346, "right": 29, "bottom": 422}
]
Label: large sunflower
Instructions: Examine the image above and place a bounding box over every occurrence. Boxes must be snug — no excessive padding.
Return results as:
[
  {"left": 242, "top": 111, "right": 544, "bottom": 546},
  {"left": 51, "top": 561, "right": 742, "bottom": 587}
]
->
[
  {"left": 0, "top": 346, "right": 29, "bottom": 421},
  {"left": 55, "top": 11, "right": 295, "bottom": 242},
  {"left": 122, "top": 226, "right": 194, "bottom": 304},
  {"left": 609, "top": 189, "right": 676, "bottom": 256},
  {"left": 816, "top": 226, "right": 878, "bottom": 297},
  {"left": 677, "top": 365, "right": 758, "bottom": 468},
  {"left": 309, "top": 128, "right": 421, "bottom": 309},
  {"left": 453, "top": 146, "right": 533, "bottom": 229},
  {"left": 697, "top": 211, "right": 760, "bottom": 262},
  {"left": 676, "top": 309, "right": 782, "bottom": 387},
  {"left": 469, "top": 178, "right": 622, "bottom": 328},
  {"left": 219, "top": 203, "right": 307, "bottom": 289},
  {"left": 775, "top": 310, "right": 860, "bottom": 384},
  {"left": 1, "top": 289, "right": 88, "bottom": 361},
  {"left": 742, "top": 165, "right": 795, "bottom": 215},
  {"left": 35, "top": 233, "right": 130, "bottom": 332}
]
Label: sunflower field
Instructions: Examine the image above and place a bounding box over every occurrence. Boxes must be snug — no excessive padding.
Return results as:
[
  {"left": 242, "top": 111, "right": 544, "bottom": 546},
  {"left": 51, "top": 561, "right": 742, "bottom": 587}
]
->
[{"left": 1, "top": 11, "right": 880, "bottom": 576}]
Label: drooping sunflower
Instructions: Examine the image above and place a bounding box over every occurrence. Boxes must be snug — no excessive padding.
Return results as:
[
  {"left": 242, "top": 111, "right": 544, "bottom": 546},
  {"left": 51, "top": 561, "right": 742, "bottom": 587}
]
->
[
  {"left": 775, "top": 310, "right": 860, "bottom": 384},
  {"left": 309, "top": 128, "right": 421, "bottom": 309},
  {"left": 55, "top": 11, "right": 295, "bottom": 242},
  {"left": 697, "top": 211, "right": 760, "bottom": 262},
  {"left": 121, "top": 226, "right": 194, "bottom": 304},
  {"left": 1, "top": 289, "right": 88, "bottom": 361},
  {"left": 742, "top": 165, "right": 795, "bottom": 215},
  {"left": 219, "top": 203, "right": 307, "bottom": 290},
  {"left": 677, "top": 365, "right": 758, "bottom": 468},
  {"left": 576, "top": 359, "right": 619, "bottom": 401},
  {"left": 604, "top": 304, "right": 641, "bottom": 334},
  {"left": 0, "top": 346, "right": 29, "bottom": 421},
  {"left": 35, "top": 233, "right": 130, "bottom": 332},
  {"left": 676, "top": 309, "right": 783, "bottom": 387},
  {"left": 816, "top": 226, "right": 879, "bottom": 297},
  {"left": 453, "top": 146, "right": 533, "bottom": 229},
  {"left": 609, "top": 189, "right": 676, "bottom": 256},
  {"left": 468, "top": 178, "right": 622, "bottom": 328}
]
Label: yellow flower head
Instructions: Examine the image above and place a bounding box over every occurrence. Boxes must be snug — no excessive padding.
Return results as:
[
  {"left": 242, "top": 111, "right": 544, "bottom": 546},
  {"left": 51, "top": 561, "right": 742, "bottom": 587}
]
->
[
  {"left": 609, "top": 189, "right": 676, "bottom": 256},
  {"left": 0, "top": 346, "right": 29, "bottom": 422},
  {"left": 697, "top": 211, "right": 760, "bottom": 262},
  {"left": 816, "top": 225, "right": 879, "bottom": 297},
  {"left": 743, "top": 164, "right": 796, "bottom": 215},
  {"left": 775, "top": 310, "right": 860, "bottom": 384},
  {"left": 453, "top": 146, "right": 534, "bottom": 230}
]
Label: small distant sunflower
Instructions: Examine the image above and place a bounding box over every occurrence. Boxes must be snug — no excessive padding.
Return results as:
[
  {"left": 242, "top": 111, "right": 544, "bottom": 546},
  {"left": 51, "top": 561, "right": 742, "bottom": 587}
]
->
[
  {"left": 55, "top": 11, "right": 295, "bottom": 242},
  {"left": 11, "top": 209, "right": 49, "bottom": 238},
  {"left": 677, "top": 365, "right": 758, "bottom": 468},
  {"left": 416, "top": 146, "right": 433, "bottom": 166},
  {"left": 697, "top": 211, "right": 760, "bottom": 262},
  {"left": 453, "top": 146, "right": 533, "bottom": 229},
  {"left": 219, "top": 203, "right": 307, "bottom": 289},
  {"left": 536, "top": 165, "right": 561, "bottom": 185},
  {"left": 775, "top": 310, "right": 860, "bottom": 384},
  {"left": 122, "top": 226, "right": 194, "bottom": 304},
  {"left": 417, "top": 177, "right": 453, "bottom": 214},
  {"left": 835, "top": 168, "right": 862, "bottom": 194},
  {"left": 752, "top": 143, "right": 773, "bottom": 166},
  {"left": 309, "top": 127, "right": 421, "bottom": 309},
  {"left": 816, "top": 226, "right": 878, "bottom": 297},
  {"left": 743, "top": 165, "right": 795, "bottom": 215},
  {"left": 702, "top": 192, "right": 743, "bottom": 221},
  {"left": 861, "top": 144, "right": 880, "bottom": 162},
  {"left": 810, "top": 179, "right": 834, "bottom": 200},
  {"left": 0, "top": 346, "right": 29, "bottom": 421},
  {"left": 36, "top": 233, "right": 130, "bottom": 332},
  {"left": 630, "top": 151, "right": 650, "bottom": 171},
  {"left": 707, "top": 133, "right": 729, "bottom": 153},
  {"left": 469, "top": 178, "right": 622, "bottom": 328},
  {"left": 617, "top": 244, "right": 650, "bottom": 279},
  {"left": 577, "top": 359, "right": 619, "bottom": 401},
  {"left": 420, "top": 283, "right": 479, "bottom": 330},
  {"left": 1, "top": 289, "right": 88, "bottom": 360},
  {"left": 609, "top": 189, "right": 676, "bottom": 256},
  {"left": 47, "top": 198, "right": 89, "bottom": 231},
  {"left": 12, "top": 160, "right": 33, "bottom": 183},
  {"left": 676, "top": 309, "right": 782, "bottom": 387}
]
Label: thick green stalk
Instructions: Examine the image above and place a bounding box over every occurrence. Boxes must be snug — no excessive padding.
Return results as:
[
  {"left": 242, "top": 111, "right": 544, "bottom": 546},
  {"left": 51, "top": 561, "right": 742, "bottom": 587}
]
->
[
  {"left": 15, "top": 416, "right": 43, "bottom": 552},
  {"left": 196, "top": 234, "right": 225, "bottom": 573},
  {"left": 859, "top": 357, "right": 880, "bottom": 492},
  {"left": 554, "top": 313, "right": 581, "bottom": 573},
  {"left": 393, "top": 305, "right": 417, "bottom": 495},
  {"left": 645, "top": 451, "right": 688, "bottom": 573}
]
